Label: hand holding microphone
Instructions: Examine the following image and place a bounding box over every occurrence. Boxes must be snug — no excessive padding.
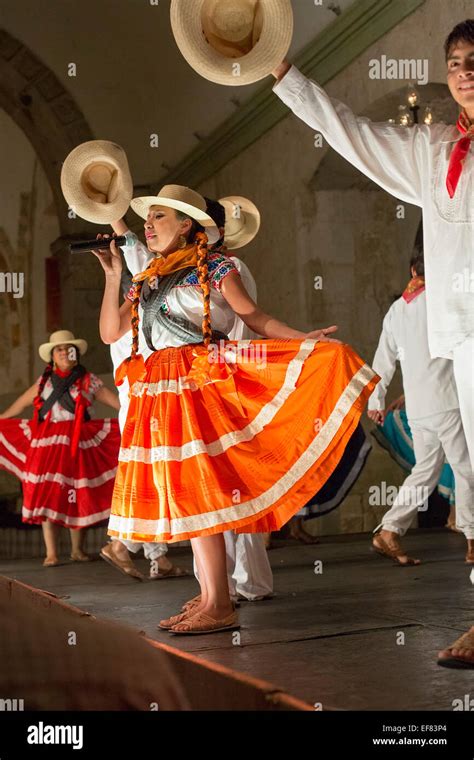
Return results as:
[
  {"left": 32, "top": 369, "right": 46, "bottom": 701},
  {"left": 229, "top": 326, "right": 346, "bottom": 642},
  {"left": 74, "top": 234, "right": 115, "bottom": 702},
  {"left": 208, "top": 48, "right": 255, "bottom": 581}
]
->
[{"left": 89, "top": 232, "right": 125, "bottom": 278}]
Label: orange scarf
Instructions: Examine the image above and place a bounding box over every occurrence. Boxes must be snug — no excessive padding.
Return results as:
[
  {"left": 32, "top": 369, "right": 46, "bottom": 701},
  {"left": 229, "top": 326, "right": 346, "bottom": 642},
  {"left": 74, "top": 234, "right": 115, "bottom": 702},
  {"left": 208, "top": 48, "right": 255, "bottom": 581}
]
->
[
  {"left": 446, "top": 110, "right": 474, "bottom": 198},
  {"left": 131, "top": 240, "right": 200, "bottom": 286},
  {"left": 115, "top": 234, "right": 241, "bottom": 407}
]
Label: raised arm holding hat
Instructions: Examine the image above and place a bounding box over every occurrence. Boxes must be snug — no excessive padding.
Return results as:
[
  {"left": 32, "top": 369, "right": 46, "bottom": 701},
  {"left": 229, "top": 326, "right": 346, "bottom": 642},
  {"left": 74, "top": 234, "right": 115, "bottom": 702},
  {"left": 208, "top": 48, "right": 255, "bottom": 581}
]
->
[{"left": 271, "top": 20, "right": 474, "bottom": 468}]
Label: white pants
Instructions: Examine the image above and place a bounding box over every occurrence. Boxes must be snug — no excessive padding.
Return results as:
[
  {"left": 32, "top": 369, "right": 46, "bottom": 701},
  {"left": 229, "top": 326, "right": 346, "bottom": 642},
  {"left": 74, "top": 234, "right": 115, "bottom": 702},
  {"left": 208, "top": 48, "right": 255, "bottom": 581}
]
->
[
  {"left": 118, "top": 539, "right": 167, "bottom": 561},
  {"left": 381, "top": 410, "right": 474, "bottom": 539},
  {"left": 453, "top": 337, "right": 474, "bottom": 472},
  {"left": 193, "top": 531, "right": 273, "bottom": 601}
]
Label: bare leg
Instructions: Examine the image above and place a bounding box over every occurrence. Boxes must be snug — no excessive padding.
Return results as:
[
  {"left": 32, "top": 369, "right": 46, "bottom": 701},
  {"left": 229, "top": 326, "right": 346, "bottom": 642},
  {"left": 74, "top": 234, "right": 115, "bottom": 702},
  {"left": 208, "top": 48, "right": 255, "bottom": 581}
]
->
[
  {"left": 466, "top": 539, "right": 474, "bottom": 564},
  {"left": 190, "top": 538, "right": 209, "bottom": 608},
  {"left": 109, "top": 539, "right": 132, "bottom": 561},
  {"left": 159, "top": 535, "right": 233, "bottom": 631},
  {"left": 187, "top": 534, "right": 232, "bottom": 618},
  {"left": 42, "top": 520, "right": 60, "bottom": 565},
  {"left": 70, "top": 528, "right": 91, "bottom": 560}
]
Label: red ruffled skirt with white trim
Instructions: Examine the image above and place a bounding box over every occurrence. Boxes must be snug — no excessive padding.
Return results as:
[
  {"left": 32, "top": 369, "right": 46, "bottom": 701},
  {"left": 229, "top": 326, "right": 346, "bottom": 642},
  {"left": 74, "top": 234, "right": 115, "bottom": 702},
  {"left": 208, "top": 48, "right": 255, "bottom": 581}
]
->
[{"left": 0, "top": 417, "right": 120, "bottom": 528}]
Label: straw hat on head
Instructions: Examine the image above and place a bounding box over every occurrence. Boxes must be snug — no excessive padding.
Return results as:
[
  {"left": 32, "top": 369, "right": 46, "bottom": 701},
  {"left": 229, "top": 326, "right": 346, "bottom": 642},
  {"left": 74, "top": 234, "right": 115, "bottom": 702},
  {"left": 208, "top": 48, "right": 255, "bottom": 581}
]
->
[
  {"left": 39, "top": 330, "right": 87, "bottom": 364},
  {"left": 60, "top": 140, "right": 133, "bottom": 224},
  {"left": 220, "top": 196, "right": 260, "bottom": 249},
  {"left": 131, "top": 185, "right": 220, "bottom": 244},
  {"left": 170, "top": 0, "right": 293, "bottom": 86}
]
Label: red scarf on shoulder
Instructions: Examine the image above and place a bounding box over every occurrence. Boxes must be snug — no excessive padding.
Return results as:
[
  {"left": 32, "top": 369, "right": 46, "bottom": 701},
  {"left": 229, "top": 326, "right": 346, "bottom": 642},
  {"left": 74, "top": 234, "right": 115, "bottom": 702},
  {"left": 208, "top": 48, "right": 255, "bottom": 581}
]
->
[{"left": 446, "top": 110, "right": 474, "bottom": 198}]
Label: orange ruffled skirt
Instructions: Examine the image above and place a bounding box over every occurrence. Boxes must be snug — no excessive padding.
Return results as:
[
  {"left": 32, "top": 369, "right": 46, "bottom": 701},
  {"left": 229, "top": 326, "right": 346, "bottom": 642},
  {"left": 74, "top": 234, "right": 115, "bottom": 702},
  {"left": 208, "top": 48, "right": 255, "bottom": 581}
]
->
[{"left": 108, "top": 338, "right": 379, "bottom": 543}]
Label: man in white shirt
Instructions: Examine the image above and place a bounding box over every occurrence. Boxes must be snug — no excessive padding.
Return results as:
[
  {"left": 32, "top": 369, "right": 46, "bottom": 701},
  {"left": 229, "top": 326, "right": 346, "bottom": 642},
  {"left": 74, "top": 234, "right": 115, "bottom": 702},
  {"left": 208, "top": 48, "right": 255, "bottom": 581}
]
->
[
  {"left": 367, "top": 249, "right": 474, "bottom": 565},
  {"left": 272, "top": 20, "right": 474, "bottom": 470}
]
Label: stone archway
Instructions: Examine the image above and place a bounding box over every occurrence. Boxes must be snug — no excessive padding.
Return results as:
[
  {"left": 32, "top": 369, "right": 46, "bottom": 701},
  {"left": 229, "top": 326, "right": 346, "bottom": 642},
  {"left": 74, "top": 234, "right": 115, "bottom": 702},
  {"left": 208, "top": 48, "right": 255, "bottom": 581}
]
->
[{"left": 0, "top": 28, "right": 94, "bottom": 236}]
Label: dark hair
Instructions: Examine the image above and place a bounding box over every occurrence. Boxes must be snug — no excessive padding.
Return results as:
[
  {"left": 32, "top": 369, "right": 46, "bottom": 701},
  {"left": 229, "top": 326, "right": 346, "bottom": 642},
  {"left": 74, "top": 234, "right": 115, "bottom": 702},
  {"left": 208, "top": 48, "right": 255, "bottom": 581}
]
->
[
  {"left": 444, "top": 19, "right": 474, "bottom": 60},
  {"left": 204, "top": 197, "right": 226, "bottom": 249},
  {"left": 410, "top": 250, "right": 424, "bottom": 277},
  {"left": 204, "top": 197, "right": 226, "bottom": 229},
  {"left": 175, "top": 209, "right": 204, "bottom": 243}
]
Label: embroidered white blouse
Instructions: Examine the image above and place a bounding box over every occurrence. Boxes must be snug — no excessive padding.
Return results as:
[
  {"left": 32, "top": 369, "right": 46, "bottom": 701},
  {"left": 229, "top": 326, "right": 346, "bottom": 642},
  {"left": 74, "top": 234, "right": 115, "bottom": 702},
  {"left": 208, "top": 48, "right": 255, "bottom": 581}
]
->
[
  {"left": 273, "top": 66, "right": 474, "bottom": 360},
  {"left": 119, "top": 237, "right": 258, "bottom": 350}
]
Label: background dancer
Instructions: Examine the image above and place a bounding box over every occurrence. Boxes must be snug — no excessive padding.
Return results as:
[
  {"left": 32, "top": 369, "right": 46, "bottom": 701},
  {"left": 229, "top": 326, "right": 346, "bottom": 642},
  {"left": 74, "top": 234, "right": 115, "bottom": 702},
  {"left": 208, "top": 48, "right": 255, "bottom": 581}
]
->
[
  {"left": 367, "top": 250, "right": 474, "bottom": 565},
  {"left": 0, "top": 331, "right": 120, "bottom": 566},
  {"left": 372, "top": 394, "right": 456, "bottom": 529}
]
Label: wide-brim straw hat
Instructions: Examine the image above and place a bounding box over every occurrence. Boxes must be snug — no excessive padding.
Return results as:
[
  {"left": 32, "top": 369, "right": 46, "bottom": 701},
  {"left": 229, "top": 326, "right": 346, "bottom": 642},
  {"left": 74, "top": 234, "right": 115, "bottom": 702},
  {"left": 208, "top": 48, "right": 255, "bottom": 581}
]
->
[
  {"left": 39, "top": 330, "right": 87, "bottom": 364},
  {"left": 131, "top": 185, "right": 220, "bottom": 244},
  {"left": 60, "top": 140, "right": 133, "bottom": 224},
  {"left": 170, "top": 0, "right": 293, "bottom": 86},
  {"left": 220, "top": 195, "right": 260, "bottom": 249}
]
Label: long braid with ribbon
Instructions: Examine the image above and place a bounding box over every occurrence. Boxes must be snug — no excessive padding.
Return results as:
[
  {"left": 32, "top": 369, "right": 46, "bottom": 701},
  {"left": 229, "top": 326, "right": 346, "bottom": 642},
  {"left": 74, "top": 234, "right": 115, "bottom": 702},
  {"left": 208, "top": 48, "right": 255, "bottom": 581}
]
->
[
  {"left": 195, "top": 231, "right": 212, "bottom": 346},
  {"left": 130, "top": 279, "right": 145, "bottom": 360},
  {"left": 33, "top": 361, "right": 54, "bottom": 425}
]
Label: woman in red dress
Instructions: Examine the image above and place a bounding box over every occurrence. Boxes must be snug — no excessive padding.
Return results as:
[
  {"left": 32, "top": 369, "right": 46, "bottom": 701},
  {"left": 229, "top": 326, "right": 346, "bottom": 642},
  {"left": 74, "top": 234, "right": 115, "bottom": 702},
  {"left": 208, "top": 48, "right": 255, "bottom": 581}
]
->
[{"left": 0, "top": 330, "right": 120, "bottom": 566}]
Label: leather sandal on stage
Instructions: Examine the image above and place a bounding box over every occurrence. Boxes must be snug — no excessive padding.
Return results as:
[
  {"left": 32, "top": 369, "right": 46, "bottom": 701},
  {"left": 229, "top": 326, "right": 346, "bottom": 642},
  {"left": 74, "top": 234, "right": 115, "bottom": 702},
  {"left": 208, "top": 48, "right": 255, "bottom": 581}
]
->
[
  {"left": 289, "top": 517, "right": 320, "bottom": 544},
  {"left": 437, "top": 627, "right": 474, "bottom": 669},
  {"left": 43, "top": 557, "right": 61, "bottom": 567},
  {"left": 149, "top": 563, "right": 189, "bottom": 580},
  {"left": 169, "top": 609, "right": 239, "bottom": 636},
  {"left": 100, "top": 543, "right": 146, "bottom": 581},
  {"left": 70, "top": 551, "right": 93, "bottom": 562},
  {"left": 181, "top": 594, "right": 202, "bottom": 612},
  {"left": 158, "top": 610, "right": 192, "bottom": 631},
  {"left": 180, "top": 594, "right": 240, "bottom": 614},
  {"left": 372, "top": 533, "right": 421, "bottom": 566}
]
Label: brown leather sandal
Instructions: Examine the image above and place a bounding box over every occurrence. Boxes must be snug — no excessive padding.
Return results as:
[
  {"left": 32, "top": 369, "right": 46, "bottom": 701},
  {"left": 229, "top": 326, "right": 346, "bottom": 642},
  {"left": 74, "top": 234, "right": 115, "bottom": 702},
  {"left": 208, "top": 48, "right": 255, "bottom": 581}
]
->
[
  {"left": 169, "top": 609, "right": 239, "bottom": 636},
  {"left": 438, "top": 627, "right": 474, "bottom": 669},
  {"left": 372, "top": 533, "right": 421, "bottom": 566},
  {"left": 181, "top": 594, "right": 202, "bottom": 612},
  {"left": 100, "top": 543, "right": 146, "bottom": 581},
  {"left": 158, "top": 610, "right": 192, "bottom": 631}
]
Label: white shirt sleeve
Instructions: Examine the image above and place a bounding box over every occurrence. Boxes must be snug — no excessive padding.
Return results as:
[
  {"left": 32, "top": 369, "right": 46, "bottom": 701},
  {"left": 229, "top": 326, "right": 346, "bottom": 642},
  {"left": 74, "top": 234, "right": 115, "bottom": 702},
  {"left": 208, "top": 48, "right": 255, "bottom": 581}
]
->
[
  {"left": 227, "top": 256, "right": 260, "bottom": 341},
  {"left": 368, "top": 306, "right": 399, "bottom": 411},
  {"left": 273, "top": 66, "right": 426, "bottom": 207},
  {"left": 119, "top": 232, "right": 153, "bottom": 276}
]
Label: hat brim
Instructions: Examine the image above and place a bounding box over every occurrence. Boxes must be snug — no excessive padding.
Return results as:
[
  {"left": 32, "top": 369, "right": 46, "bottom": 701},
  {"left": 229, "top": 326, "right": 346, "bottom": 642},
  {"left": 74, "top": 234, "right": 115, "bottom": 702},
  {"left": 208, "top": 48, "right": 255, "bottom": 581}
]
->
[
  {"left": 131, "top": 196, "right": 220, "bottom": 244},
  {"left": 60, "top": 141, "right": 133, "bottom": 225},
  {"left": 39, "top": 339, "right": 88, "bottom": 364},
  {"left": 220, "top": 196, "right": 261, "bottom": 250},
  {"left": 170, "top": 0, "right": 293, "bottom": 87}
]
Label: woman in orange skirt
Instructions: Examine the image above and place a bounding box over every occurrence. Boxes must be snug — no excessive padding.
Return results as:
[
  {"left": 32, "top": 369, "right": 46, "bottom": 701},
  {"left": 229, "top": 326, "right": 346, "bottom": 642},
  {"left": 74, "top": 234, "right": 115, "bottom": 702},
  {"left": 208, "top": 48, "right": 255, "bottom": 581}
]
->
[{"left": 93, "top": 184, "right": 379, "bottom": 635}]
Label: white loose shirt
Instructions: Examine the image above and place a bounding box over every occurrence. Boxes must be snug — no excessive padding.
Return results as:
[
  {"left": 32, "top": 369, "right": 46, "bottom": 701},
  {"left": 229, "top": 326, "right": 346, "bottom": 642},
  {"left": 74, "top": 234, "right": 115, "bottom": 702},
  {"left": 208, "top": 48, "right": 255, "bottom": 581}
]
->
[
  {"left": 273, "top": 66, "right": 474, "bottom": 361},
  {"left": 368, "top": 290, "right": 459, "bottom": 421}
]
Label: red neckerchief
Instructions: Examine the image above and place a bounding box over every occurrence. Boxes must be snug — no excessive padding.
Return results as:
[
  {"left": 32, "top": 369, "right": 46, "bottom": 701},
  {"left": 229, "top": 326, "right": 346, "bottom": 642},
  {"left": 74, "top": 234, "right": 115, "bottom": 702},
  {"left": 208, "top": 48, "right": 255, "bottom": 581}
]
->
[
  {"left": 446, "top": 110, "right": 474, "bottom": 198},
  {"left": 402, "top": 275, "right": 425, "bottom": 303},
  {"left": 54, "top": 367, "right": 72, "bottom": 378}
]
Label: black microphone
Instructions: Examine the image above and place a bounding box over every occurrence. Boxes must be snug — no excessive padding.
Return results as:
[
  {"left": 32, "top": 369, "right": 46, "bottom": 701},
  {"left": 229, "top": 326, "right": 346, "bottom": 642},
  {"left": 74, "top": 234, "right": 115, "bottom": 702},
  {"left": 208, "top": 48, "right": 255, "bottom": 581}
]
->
[{"left": 69, "top": 231, "right": 138, "bottom": 254}]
